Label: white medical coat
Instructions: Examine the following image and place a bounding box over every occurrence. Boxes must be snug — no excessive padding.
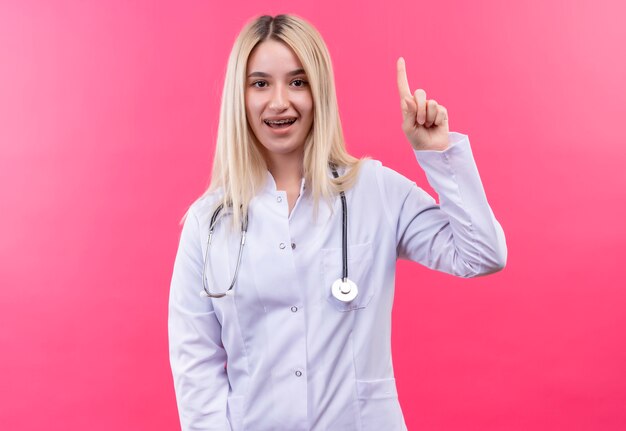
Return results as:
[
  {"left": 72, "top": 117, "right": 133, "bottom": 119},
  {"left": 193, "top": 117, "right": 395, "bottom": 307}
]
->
[{"left": 168, "top": 132, "right": 507, "bottom": 431}]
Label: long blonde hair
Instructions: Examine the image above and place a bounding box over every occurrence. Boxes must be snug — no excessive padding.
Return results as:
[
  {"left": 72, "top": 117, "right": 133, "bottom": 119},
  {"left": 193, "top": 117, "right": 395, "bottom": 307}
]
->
[{"left": 186, "top": 14, "right": 364, "bottom": 227}]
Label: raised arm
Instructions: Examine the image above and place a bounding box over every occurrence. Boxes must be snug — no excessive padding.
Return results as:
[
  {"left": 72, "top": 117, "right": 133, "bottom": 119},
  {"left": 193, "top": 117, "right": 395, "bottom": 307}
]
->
[{"left": 382, "top": 57, "right": 506, "bottom": 276}]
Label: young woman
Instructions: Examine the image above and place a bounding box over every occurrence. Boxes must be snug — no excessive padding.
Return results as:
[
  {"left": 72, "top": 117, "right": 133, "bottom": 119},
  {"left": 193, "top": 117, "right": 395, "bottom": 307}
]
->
[{"left": 168, "top": 14, "right": 507, "bottom": 431}]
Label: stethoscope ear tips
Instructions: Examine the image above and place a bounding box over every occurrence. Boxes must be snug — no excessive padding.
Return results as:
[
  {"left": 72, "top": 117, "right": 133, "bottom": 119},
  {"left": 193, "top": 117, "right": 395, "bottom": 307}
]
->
[{"left": 331, "top": 278, "right": 358, "bottom": 303}]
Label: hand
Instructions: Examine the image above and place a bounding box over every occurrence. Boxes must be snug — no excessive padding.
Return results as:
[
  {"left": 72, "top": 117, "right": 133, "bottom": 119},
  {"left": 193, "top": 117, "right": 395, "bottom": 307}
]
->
[{"left": 396, "top": 57, "right": 450, "bottom": 151}]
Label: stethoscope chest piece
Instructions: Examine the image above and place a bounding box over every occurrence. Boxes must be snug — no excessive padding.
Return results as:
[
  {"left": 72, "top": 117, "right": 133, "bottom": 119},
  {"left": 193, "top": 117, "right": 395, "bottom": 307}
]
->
[{"left": 331, "top": 278, "right": 358, "bottom": 302}]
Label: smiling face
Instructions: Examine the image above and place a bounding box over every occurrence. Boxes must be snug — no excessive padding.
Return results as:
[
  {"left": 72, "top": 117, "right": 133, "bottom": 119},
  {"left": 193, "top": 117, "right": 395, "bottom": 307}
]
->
[{"left": 245, "top": 39, "right": 314, "bottom": 163}]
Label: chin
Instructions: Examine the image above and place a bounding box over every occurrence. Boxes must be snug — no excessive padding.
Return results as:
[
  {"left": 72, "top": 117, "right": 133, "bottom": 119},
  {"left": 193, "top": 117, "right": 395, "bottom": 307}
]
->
[{"left": 259, "top": 140, "right": 305, "bottom": 157}]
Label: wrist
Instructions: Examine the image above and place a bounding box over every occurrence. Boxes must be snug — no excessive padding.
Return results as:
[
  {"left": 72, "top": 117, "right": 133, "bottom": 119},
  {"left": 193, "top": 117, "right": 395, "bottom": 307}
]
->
[{"left": 411, "top": 142, "right": 449, "bottom": 152}]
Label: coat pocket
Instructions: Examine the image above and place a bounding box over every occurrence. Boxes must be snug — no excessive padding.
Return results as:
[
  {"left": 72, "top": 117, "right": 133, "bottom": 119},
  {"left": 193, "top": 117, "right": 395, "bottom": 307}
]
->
[
  {"left": 321, "top": 241, "right": 374, "bottom": 311},
  {"left": 356, "top": 378, "right": 403, "bottom": 431},
  {"left": 226, "top": 394, "right": 245, "bottom": 431}
]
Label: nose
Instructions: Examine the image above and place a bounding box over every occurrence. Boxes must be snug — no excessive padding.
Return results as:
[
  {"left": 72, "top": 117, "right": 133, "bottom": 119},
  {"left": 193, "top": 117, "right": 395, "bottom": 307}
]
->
[{"left": 269, "top": 84, "right": 289, "bottom": 111}]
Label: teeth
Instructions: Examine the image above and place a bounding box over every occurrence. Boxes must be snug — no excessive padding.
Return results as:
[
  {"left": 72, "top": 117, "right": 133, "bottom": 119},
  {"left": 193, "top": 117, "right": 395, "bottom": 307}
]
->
[{"left": 265, "top": 118, "right": 296, "bottom": 125}]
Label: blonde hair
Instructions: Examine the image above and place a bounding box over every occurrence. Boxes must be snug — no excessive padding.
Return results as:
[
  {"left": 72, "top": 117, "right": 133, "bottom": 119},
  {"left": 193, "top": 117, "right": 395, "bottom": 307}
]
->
[{"left": 185, "top": 14, "right": 364, "bottom": 227}]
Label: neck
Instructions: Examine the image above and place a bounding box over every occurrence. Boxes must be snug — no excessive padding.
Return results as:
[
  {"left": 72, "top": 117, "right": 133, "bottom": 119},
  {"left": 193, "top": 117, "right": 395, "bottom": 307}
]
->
[{"left": 265, "top": 149, "right": 304, "bottom": 191}]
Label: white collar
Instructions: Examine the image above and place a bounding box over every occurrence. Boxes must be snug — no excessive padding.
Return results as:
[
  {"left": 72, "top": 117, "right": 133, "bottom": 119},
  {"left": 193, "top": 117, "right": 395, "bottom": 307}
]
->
[{"left": 262, "top": 170, "right": 307, "bottom": 196}]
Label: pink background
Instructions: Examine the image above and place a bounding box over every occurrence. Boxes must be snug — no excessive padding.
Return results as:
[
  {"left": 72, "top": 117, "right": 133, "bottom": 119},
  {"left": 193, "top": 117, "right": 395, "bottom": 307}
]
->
[{"left": 1, "top": 0, "right": 625, "bottom": 429}]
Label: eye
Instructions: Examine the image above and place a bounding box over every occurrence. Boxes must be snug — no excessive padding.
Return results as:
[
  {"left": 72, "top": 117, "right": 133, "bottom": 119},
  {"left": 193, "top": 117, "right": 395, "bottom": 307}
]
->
[
  {"left": 251, "top": 80, "right": 268, "bottom": 88},
  {"left": 291, "top": 79, "right": 308, "bottom": 88}
]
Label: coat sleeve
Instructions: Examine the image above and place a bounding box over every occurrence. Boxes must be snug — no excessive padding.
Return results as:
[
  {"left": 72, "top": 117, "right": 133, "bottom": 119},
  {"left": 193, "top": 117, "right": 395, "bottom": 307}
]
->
[
  {"left": 168, "top": 204, "right": 232, "bottom": 430},
  {"left": 378, "top": 132, "right": 507, "bottom": 277}
]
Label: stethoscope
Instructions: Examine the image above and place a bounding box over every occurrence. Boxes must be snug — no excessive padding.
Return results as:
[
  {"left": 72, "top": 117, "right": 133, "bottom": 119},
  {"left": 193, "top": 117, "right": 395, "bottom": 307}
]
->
[{"left": 200, "top": 167, "right": 358, "bottom": 303}]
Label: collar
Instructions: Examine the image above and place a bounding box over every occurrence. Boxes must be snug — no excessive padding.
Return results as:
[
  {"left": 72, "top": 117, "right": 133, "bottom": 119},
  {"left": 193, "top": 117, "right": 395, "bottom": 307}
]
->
[
  {"left": 262, "top": 170, "right": 307, "bottom": 197},
  {"left": 261, "top": 163, "right": 348, "bottom": 197}
]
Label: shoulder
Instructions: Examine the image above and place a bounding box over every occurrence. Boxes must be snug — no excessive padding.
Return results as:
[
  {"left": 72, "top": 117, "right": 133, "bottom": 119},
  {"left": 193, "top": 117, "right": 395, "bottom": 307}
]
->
[
  {"left": 350, "top": 158, "right": 415, "bottom": 196},
  {"left": 185, "top": 189, "right": 224, "bottom": 228},
  {"left": 341, "top": 158, "right": 423, "bottom": 231},
  {"left": 343, "top": 159, "right": 419, "bottom": 228}
]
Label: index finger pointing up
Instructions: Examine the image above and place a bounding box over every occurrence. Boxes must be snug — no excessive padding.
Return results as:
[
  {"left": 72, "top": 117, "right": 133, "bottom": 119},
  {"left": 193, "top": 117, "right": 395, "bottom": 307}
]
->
[{"left": 396, "top": 57, "right": 412, "bottom": 99}]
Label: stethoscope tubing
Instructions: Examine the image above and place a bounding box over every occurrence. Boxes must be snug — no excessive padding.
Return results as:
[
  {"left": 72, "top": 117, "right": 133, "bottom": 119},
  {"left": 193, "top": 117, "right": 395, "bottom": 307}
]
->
[
  {"left": 331, "top": 167, "right": 349, "bottom": 282},
  {"left": 202, "top": 203, "right": 248, "bottom": 298}
]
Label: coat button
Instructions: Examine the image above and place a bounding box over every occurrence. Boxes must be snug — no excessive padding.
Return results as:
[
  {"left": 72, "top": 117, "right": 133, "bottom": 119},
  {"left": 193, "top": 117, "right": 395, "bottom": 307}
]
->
[
  {"left": 279, "top": 243, "right": 286, "bottom": 249},
  {"left": 291, "top": 242, "right": 296, "bottom": 249},
  {"left": 291, "top": 306, "right": 298, "bottom": 312},
  {"left": 295, "top": 370, "right": 302, "bottom": 377},
  {"left": 277, "top": 196, "right": 282, "bottom": 203}
]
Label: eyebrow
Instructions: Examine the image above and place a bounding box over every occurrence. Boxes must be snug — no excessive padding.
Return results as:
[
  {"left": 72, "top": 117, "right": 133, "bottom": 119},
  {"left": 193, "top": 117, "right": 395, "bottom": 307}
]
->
[{"left": 247, "top": 68, "right": 306, "bottom": 78}]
